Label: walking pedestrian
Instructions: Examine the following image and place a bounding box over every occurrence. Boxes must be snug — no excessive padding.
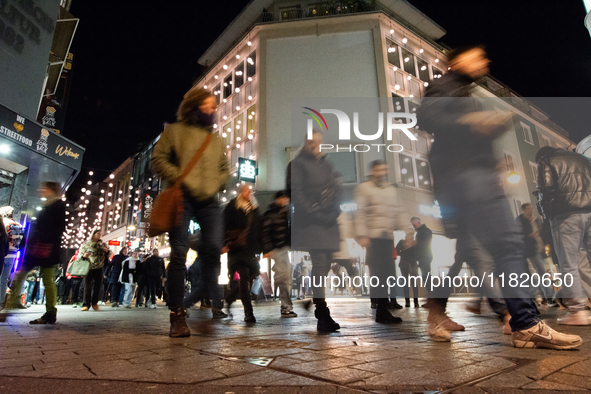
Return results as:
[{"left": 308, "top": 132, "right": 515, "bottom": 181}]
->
[
  {"left": 143, "top": 248, "right": 165, "bottom": 309},
  {"left": 66, "top": 252, "right": 87, "bottom": 307},
  {"left": 152, "top": 88, "right": 229, "bottom": 337},
  {"left": 516, "top": 203, "right": 554, "bottom": 305},
  {"left": 105, "top": 247, "right": 127, "bottom": 307},
  {"left": 4, "top": 182, "right": 65, "bottom": 324},
  {"left": 409, "top": 217, "right": 433, "bottom": 305},
  {"left": 224, "top": 185, "right": 262, "bottom": 323},
  {"left": 536, "top": 146, "right": 591, "bottom": 325},
  {"left": 0, "top": 206, "right": 24, "bottom": 308},
  {"left": 354, "top": 160, "right": 404, "bottom": 323},
  {"left": 135, "top": 254, "right": 147, "bottom": 307},
  {"left": 396, "top": 233, "right": 419, "bottom": 308},
  {"left": 287, "top": 130, "right": 341, "bottom": 332},
  {"left": 79, "top": 230, "right": 109, "bottom": 312},
  {"left": 418, "top": 44, "right": 581, "bottom": 349},
  {"left": 262, "top": 190, "right": 296, "bottom": 318},
  {"left": 120, "top": 251, "right": 139, "bottom": 308}
]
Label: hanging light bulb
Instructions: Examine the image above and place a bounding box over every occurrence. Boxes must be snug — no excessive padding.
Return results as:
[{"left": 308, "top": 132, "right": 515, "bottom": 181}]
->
[{"left": 402, "top": 37, "right": 407, "bottom": 44}]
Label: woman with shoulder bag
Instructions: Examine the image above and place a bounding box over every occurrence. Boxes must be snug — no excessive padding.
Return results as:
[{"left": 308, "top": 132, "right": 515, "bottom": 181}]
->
[
  {"left": 151, "top": 89, "right": 230, "bottom": 337},
  {"left": 78, "top": 229, "right": 109, "bottom": 312}
]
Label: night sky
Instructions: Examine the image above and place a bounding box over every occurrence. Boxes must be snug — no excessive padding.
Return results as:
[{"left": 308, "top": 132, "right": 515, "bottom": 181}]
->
[{"left": 64, "top": 0, "right": 591, "bottom": 176}]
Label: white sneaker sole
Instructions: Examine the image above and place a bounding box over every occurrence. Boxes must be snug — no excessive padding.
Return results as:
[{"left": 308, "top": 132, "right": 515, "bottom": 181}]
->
[{"left": 512, "top": 339, "right": 583, "bottom": 350}]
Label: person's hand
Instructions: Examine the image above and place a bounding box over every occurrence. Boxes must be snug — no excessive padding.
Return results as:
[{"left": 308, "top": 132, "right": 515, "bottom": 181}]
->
[
  {"left": 83, "top": 252, "right": 91, "bottom": 258},
  {"left": 263, "top": 252, "right": 273, "bottom": 259},
  {"left": 357, "top": 238, "right": 371, "bottom": 248},
  {"left": 221, "top": 246, "right": 229, "bottom": 254}
]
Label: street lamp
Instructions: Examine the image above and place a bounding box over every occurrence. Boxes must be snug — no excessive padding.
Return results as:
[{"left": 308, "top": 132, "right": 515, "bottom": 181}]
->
[{"left": 507, "top": 171, "right": 521, "bottom": 184}]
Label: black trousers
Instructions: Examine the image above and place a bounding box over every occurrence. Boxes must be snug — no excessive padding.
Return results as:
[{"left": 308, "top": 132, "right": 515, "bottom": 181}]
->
[
  {"left": 226, "top": 251, "right": 259, "bottom": 313},
  {"left": 135, "top": 275, "right": 147, "bottom": 306},
  {"left": 83, "top": 268, "right": 104, "bottom": 307},
  {"left": 147, "top": 276, "right": 159, "bottom": 305},
  {"left": 110, "top": 282, "right": 122, "bottom": 303},
  {"left": 70, "top": 277, "right": 83, "bottom": 304}
]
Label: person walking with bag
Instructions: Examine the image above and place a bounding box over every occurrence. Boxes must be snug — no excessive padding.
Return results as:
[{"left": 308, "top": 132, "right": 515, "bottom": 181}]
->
[
  {"left": 120, "top": 251, "right": 139, "bottom": 308},
  {"left": 2, "top": 182, "right": 65, "bottom": 324},
  {"left": 224, "top": 185, "right": 262, "bottom": 323},
  {"left": 152, "top": 88, "right": 229, "bottom": 337},
  {"left": 79, "top": 230, "right": 109, "bottom": 312}
]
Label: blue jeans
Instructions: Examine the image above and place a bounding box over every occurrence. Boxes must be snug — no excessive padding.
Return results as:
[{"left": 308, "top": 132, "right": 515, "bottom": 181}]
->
[
  {"left": 0, "top": 257, "right": 16, "bottom": 305},
  {"left": 170, "top": 197, "right": 223, "bottom": 310},
  {"left": 550, "top": 211, "right": 591, "bottom": 312},
  {"left": 438, "top": 167, "right": 539, "bottom": 332},
  {"left": 25, "top": 280, "right": 36, "bottom": 304}
]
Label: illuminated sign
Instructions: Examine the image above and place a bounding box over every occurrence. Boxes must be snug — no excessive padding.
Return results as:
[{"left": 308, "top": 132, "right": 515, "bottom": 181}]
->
[
  {"left": 340, "top": 202, "right": 357, "bottom": 212},
  {"left": 108, "top": 240, "right": 121, "bottom": 246},
  {"left": 238, "top": 157, "right": 257, "bottom": 182},
  {"left": 419, "top": 201, "right": 442, "bottom": 219}
]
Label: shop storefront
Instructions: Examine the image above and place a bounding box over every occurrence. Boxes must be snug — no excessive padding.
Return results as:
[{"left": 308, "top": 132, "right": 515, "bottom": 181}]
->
[{"left": 0, "top": 103, "right": 84, "bottom": 227}]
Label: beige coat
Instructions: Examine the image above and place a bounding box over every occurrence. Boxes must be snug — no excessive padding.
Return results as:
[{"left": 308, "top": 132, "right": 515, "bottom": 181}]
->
[
  {"left": 333, "top": 211, "right": 355, "bottom": 260},
  {"left": 151, "top": 123, "right": 229, "bottom": 201},
  {"left": 354, "top": 180, "right": 402, "bottom": 240}
]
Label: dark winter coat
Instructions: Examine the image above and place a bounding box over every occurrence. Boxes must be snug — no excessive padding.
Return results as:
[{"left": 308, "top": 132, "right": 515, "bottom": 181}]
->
[
  {"left": 143, "top": 255, "right": 165, "bottom": 279},
  {"left": 223, "top": 197, "right": 262, "bottom": 255},
  {"left": 536, "top": 149, "right": 591, "bottom": 219},
  {"left": 287, "top": 151, "right": 341, "bottom": 252},
  {"left": 106, "top": 252, "right": 126, "bottom": 284},
  {"left": 396, "top": 240, "right": 417, "bottom": 271},
  {"left": 23, "top": 199, "right": 66, "bottom": 269},
  {"left": 516, "top": 214, "right": 543, "bottom": 258},
  {"left": 410, "top": 224, "right": 433, "bottom": 261},
  {"left": 261, "top": 202, "right": 290, "bottom": 254},
  {"left": 121, "top": 258, "right": 138, "bottom": 284}
]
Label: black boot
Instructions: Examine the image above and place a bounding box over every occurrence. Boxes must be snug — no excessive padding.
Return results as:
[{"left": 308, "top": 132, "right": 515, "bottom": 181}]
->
[
  {"left": 387, "top": 299, "right": 403, "bottom": 310},
  {"left": 30, "top": 312, "right": 56, "bottom": 325},
  {"left": 376, "top": 307, "right": 402, "bottom": 324},
  {"left": 405, "top": 298, "right": 411, "bottom": 308},
  {"left": 244, "top": 310, "right": 256, "bottom": 323},
  {"left": 169, "top": 308, "right": 190, "bottom": 338},
  {"left": 315, "top": 304, "right": 340, "bottom": 332},
  {"left": 414, "top": 298, "right": 419, "bottom": 308}
]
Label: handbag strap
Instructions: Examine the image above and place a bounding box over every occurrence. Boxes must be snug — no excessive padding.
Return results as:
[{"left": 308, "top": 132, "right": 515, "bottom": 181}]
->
[{"left": 173, "top": 133, "right": 213, "bottom": 188}]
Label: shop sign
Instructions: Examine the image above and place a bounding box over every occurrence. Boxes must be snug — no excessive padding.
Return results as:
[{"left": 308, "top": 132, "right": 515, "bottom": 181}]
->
[
  {"left": 108, "top": 240, "right": 121, "bottom": 246},
  {"left": 0, "top": 104, "right": 84, "bottom": 169},
  {"left": 139, "top": 191, "right": 156, "bottom": 223},
  {"left": 238, "top": 157, "right": 257, "bottom": 182}
]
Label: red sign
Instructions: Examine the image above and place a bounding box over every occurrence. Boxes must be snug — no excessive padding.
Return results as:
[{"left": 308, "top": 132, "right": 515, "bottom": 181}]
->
[
  {"left": 127, "top": 241, "right": 132, "bottom": 247},
  {"left": 108, "top": 240, "right": 121, "bottom": 246}
]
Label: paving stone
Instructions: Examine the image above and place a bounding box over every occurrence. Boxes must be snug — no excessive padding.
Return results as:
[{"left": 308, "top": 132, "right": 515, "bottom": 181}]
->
[
  {"left": 544, "top": 372, "right": 591, "bottom": 390},
  {"left": 476, "top": 372, "right": 534, "bottom": 388},
  {"left": 560, "top": 359, "right": 591, "bottom": 377},
  {"left": 205, "top": 359, "right": 265, "bottom": 377},
  {"left": 522, "top": 380, "right": 589, "bottom": 391},
  {"left": 361, "top": 368, "right": 433, "bottom": 386},
  {"left": 308, "top": 366, "right": 377, "bottom": 384},
  {"left": 284, "top": 351, "right": 335, "bottom": 362},
  {"left": 282, "top": 357, "right": 365, "bottom": 374},
  {"left": 516, "top": 355, "right": 588, "bottom": 380},
  {"left": 202, "top": 370, "right": 295, "bottom": 385}
]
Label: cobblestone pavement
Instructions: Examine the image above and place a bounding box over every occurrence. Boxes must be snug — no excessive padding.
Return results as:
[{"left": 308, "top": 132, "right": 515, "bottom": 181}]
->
[{"left": 1, "top": 297, "right": 591, "bottom": 393}]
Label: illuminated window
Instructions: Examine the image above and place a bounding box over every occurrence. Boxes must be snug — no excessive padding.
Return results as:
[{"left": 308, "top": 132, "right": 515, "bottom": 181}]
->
[
  {"left": 416, "top": 58, "right": 429, "bottom": 82},
  {"left": 386, "top": 39, "right": 400, "bottom": 68},
  {"left": 399, "top": 154, "right": 415, "bottom": 187},
  {"left": 401, "top": 48, "right": 416, "bottom": 77},
  {"left": 223, "top": 74, "right": 233, "bottom": 98},
  {"left": 246, "top": 51, "right": 256, "bottom": 79},
  {"left": 234, "top": 62, "right": 244, "bottom": 88},
  {"left": 416, "top": 158, "right": 432, "bottom": 191}
]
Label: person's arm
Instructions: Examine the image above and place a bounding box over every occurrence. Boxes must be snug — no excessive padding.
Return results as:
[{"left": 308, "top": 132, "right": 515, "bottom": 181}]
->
[
  {"left": 261, "top": 210, "right": 274, "bottom": 255},
  {"left": 353, "top": 184, "right": 370, "bottom": 247},
  {"left": 536, "top": 157, "right": 555, "bottom": 219},
  {"left": 151, "top": 124, "right": 181, "bottom": 184}
]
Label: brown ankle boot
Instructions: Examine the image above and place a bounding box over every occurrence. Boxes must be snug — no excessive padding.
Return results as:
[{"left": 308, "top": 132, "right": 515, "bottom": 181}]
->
[{"left": 169, "top": 308, "right": 190, "bottom": 338}]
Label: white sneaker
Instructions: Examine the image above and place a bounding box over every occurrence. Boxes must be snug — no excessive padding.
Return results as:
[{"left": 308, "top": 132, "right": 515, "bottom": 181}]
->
[
  {"left": 512, "top": 321, "right": 583, "bottom": 350},
  {"left": 150, "top": 304, "right": 157, "bottom": 309},
  {"left": 557, "top": 310, "right": 591, "bottom": 326},
  {"left": 428, "top": 319, "right": 451, "bottom": 342},
  {"left": 25, "top": 302, "right": 31, "bottom": 308}
]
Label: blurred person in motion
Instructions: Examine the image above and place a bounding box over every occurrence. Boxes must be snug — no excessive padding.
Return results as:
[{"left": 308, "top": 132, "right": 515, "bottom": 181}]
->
[
  {"left": 354, "top": 160, "right": 403, "bottom": 323},
  {"left": 24, "top": 268, "right": 38, "bottom": 307},
  {"left": 0, "top": 206, "right": 23, "bottom": 308},
  {"left": 3, "top": 182, "right": 65, "bottom": 324},
  {"left": 65, "top": 251, "right": 87, "bottom": 307},
  {"left": 516, "top": 203, "right": 554, "bottom": 306},
  {"left": 333, "top": 209, "right": 360, "bottom": 296},
  {"left": 396, "top": 232, "right": 419, "bottom": 308},
  {"left": 536, "top": 146, "right": 591, "bottom": 325},
  {"left": 120, "top": 251, "right": 139, "bottom": 308},
  {"left": 294, "top": 258, "right": 304, "bottom": 299},
  {"left": 79, "top": 230, "right": 109, "bottom": 312},
  {"left": 287, "top": 131, "right": 341, "bottom": 332},
  {"left": 105, "top": 247, "right": 127, "bottom": 307},
  {"left": 262, "top": 190, "right": 297, "bottom": 318},
  {"left": 223, "top": 185, "right": 261, "bottom": 323},
  {"left": 418, "top": 45, "right": 581, "bottom": 349},
  {"left": 143, "top": 248, "right": 165, "bottom": 309},
  {"left": 152, "top": 88, "right": 229, "bottom": 337},
  {"left": 135, "top": 253, "right": 147, "bottom": 307}
]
